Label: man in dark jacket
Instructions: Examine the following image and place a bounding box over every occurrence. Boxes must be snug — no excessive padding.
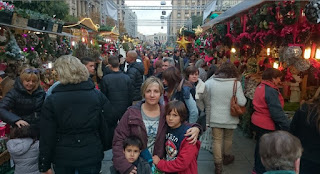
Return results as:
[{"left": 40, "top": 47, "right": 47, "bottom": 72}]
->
[
  {"left": 126, "top": 51, "right": 144, "bottom": 104},
  {"left": 101, "top": 55, "right": 132, "bottom": 127}
]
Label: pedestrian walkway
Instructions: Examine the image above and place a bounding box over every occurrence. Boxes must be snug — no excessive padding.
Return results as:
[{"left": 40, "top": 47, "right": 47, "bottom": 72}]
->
[{"left": 101, "top": 128, "right": 255, "bottom": 174}]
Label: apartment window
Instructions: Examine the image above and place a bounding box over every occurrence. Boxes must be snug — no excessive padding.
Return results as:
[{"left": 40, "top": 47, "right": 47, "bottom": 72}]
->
[
  {"left": 197, "top": 12, "right": 200, "bottom": 15},
  {"left": 177, "top": 13, "right": 181, "bottom": 18}
]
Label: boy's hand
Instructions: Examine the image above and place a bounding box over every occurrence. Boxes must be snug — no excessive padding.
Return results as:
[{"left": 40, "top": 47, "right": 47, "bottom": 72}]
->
[
  {"left": 152, "top": 155, "right": 160, "bottom": 165},
  {"left": 129, "top": 166, "right": 137, "bottom": 174}
]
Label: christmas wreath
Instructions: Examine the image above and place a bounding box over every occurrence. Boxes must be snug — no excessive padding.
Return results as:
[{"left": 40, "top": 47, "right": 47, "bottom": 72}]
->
[{"left": 305, "top": 0, "right": 320, "bottom": 24}]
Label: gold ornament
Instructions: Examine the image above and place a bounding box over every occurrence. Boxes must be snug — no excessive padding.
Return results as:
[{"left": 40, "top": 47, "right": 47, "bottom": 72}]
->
[
  {"left": 176, "top": 36, "right": 191, "bottom": 51},
  {"left": 193, "top": 25, "right": 203, "bottom": 36}
]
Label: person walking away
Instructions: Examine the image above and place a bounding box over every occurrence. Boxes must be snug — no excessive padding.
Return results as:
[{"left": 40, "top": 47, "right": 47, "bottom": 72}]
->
[
  {"left": 101, "top": 55, "right": 132, "bottom": 138},
  {"left": 259, "top": 131, "right": 302, "bottom": 174},
  {"left": 126, "top": 51, "right": 144, "bottom": 105},
  {"left": 290, "top": 95, "right": 320, "bottom": 174},
  {"left": 110, "top": 136, "right": 151, "bottom": 174},
  {"left": 152, "top": 101, "right": 200, "bottom": 174},
  {"left": 204, "top": 62, "right": 247, "bottom": 174},
  {"left": 39, "top": 55, "right": 113, "bottom": 174},
  {"left": 251, "top": 68, "right": 290, "bottom": 174},
  {"left": 7, "top": 126, "right": 40, "bottom": 174},
  {"left": 0, "top": 67, "right": 45, "bottom": 136}
]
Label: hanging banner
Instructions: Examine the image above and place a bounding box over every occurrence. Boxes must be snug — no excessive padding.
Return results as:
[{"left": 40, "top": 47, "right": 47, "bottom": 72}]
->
[
  {"left": 104, "top": 0, "right": 118, "bottom": 21},
  {"left": 203, "top": 0, "right": 217, "bottom": 22}
]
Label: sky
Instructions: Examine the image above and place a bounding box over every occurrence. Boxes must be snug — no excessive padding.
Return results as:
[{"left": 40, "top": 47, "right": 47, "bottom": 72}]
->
[{"left": 124, "top": 0, "right": 172, "bottom": 35}]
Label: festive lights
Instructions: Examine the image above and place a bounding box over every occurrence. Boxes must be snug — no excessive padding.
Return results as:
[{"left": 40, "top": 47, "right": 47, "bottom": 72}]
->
[
  {"left": 231, "top": 48, "right": 236, "bottom": 53},
  {"left": 267, "top": 48, "right": 270, "bottom": 56},
  {"left": 316, "top": 48, "right": 320, "bottom": 59},
  {"left": 273, "top": 62, "right": 279, "bottom": 69},
  {"left": 304, "top": 47, "right": 311, "bottom": 59}
]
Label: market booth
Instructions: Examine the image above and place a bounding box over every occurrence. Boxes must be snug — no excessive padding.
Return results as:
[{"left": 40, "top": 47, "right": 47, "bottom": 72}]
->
[{"left": 197, "top": 0, "right": 320, "bottom": 136}]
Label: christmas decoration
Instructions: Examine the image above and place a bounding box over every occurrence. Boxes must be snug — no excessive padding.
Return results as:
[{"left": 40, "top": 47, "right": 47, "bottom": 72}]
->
[
  {"left": 193, "top": 25, "right": 203, "bottom": 36},
  {"left": 0, "top": 28, "right": 9, "bottom": 46},
  {"left": 282, "top": 46, "right": 302, "bottom": 65},
  {"left": 304, "top": 0, "right": 320, "bottom": 24},
  {"left": 176, "top": 36, "right": 191, "bottom": 51},
  {"left": 5, "top": 34, "right": 22, "bottom": 60}
]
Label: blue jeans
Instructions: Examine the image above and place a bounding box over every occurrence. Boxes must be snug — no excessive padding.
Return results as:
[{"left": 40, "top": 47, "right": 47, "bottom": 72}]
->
[{"left": 53, "top": 162, "right": 101, "bottom": 174}]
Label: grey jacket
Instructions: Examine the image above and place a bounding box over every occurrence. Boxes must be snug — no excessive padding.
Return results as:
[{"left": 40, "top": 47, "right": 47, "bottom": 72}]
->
[{"left": 7, "top": 138, "right": 40, "bottom": 174}]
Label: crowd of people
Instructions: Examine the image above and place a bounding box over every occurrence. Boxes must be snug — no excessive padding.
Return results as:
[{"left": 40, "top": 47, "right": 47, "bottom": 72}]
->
[{"left": 0, "top": 47, "right": 318, "bottom": 174}]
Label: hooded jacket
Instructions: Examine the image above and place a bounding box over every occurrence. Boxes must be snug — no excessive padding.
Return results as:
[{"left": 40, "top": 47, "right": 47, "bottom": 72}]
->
[
  {"left": 126, "top": 62, "right": 144, "bottom": 101},
  {"left": 156, "top": 138, "right": 201, "bottom": 174},
  {"left": 112, "top": 101, "right": 167, "bottom": 174},
  {"left": 0, "top": 77, "right": 45, "bottom": 126},
  {"left": 7, "top": 138, "right": 40, "bottom": 174},
  {"left": 251, "top": 80, "right": 290, "bottom": 131},
  {"left": 204, "top": 77, "right": 247, "bottom": 129},
  {"left": 39, "top": 79, "right": 113, "bottom": 172}
]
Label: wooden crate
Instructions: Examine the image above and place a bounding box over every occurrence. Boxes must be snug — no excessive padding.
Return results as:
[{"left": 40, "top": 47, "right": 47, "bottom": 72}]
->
[
  {"left": 0, "top": 150, "right": 10, "bottom": 166},
  {"left": 52, "top": 24, "right": 58, "bottom": 32},
  {"left": 11, "top": 13, "right": 28, "bottom": 28}
]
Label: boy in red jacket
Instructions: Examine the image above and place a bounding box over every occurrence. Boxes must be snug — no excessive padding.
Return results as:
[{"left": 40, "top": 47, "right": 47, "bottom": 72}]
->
[{"left": 152, "top": 101, "right": 200, "bottom": 174}]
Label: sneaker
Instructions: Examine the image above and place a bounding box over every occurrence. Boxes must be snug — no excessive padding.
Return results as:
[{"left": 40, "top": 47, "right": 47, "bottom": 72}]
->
[{"left": 223, "top": 154, "right": 235, "bottom": 165}]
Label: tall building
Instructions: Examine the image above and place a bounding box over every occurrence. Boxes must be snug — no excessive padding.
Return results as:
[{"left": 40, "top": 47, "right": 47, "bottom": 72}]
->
[
  {"left": 124, "top": 7, "right": 137, "bottom": 37},
  {"left": 65, "top": 0, "right": 102, "bottom": 23},
  {"left": 113, "top": 0, "right": 125, "bottom": 22},
  {"left": 167, "top": 0, "right": 209, "bottom": 46}
]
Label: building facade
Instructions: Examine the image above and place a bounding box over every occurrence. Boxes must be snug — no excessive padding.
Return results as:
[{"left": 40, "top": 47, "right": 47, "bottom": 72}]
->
[{"left": 124, "top": 7, "right": 137, "bottom": 37}]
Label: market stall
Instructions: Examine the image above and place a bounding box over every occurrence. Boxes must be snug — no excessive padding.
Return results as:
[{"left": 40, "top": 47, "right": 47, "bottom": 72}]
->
[{"left": 197, "top": 0, "right": 320, "bottom": 136}]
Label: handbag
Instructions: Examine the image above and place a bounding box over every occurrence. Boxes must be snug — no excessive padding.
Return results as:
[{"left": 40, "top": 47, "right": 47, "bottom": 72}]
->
[{"left": 230, "top": 80, "right": 246, "bottom": 117}]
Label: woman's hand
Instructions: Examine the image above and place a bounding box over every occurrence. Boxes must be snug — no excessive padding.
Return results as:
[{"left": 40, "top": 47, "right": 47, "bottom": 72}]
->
[
  {"left": 185, "top": 127, "right": 200, "bottom": 145},
  {"left": 152, "top": 155, "right": 160, "bottom": 165},
  {"left": 15, "top": 120, "right": 29, "bottom": 128},
  {"left": 129, "top": 166, "right": 137, "bottom": 174},
  {"left": 42, "top": 169, "right": 53, "bottom": 174}
]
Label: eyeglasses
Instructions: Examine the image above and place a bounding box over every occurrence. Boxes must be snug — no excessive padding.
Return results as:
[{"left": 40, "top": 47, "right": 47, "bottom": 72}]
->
[{"left": 24, "top": 69, "right": 40, "bottom": 74}]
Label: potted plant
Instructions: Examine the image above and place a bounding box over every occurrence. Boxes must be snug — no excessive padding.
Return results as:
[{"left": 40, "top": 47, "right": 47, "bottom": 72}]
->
[
  {"left": 42, "top": 14, "right": 54, "bottom": 31},
  {"left": 56, "top": 19, "right": 64, "bottom": 33},
  {"left": 0, "top": 1, "right": 14, "bottom": 24},
  {"left": 27, "top": 10, "right": 41, "bottom": 29}
]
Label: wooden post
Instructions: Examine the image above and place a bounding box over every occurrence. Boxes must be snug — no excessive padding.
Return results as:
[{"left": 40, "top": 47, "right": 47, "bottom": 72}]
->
[{"left": 301, "top": 74, "right": 308, "bottom": 100}]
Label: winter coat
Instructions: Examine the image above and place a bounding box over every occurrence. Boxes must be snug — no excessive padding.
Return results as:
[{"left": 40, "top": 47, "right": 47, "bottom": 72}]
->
[
  {"left": 156, "top": 138, "right": 201, "bottom": 174},
  {"left": 168, "top": 79, "right": 198, "bottom": 123},
  {"left": 251, "top": 80, "right": 290, "bottom": 131},
  {"left": 39, "top": 79, "right": 113, "bottom": 172},
  {"left": 195, "top": 78, "right": 207, "bottom": 112},
  {"left": 7, "top": 138, "right": 40, "bottom": 174},
  {"left": 143, "top": 56, "right": 150, "bottom": 76},
  {"left": 0, "top": 77, "right": 45, "bottom": 126},
  {"left": 112, "top": 101, "right": 167, "bottom": 174},
  {"left": 204, "top": 77, "right": 247, "bottom": 129},
  {"left": 290, "top": 103, "right": 320, "bottom": 165},
  {"left": 110, "top": 157, "right": 151, "bottom": 174},
  {"left": 101, "top": 71, "right": 133, "bottom": 124},
  {"left": 126, "top": 62, "right": 144, "bottom": 101}
]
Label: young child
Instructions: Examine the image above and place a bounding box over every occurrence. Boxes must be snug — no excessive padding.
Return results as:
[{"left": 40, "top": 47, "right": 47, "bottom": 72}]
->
[
  {"left": 152, "top": 100, "right": 201, "bottom": 174},
  {"left": 6, "top": 126, "right": 40, "bottom": 174},
  {"left": 110, "top": 136, "right": 151, "bottom": 174}
]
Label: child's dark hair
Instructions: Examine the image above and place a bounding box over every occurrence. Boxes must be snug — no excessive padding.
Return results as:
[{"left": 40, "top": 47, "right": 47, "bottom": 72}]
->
[
  {"left": 165, "top": 100, "right": 188, "bottom": 123},
  {"left": 123, "top": 136, "right": 143, "bottom": 150},
  {"left": 10, "top": 126, "right": 37, "bottom": 140}
]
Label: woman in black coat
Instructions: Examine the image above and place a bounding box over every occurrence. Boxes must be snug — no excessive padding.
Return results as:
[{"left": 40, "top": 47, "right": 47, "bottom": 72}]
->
[
  {"left": 0, "top": 67, "right": 45, "bottom": 133},
  {"left": 39, "top": 55, "right": 113, "bottom": 174},
  {"left": 290, "top": 95, "right": 320, "bottom": 174}
]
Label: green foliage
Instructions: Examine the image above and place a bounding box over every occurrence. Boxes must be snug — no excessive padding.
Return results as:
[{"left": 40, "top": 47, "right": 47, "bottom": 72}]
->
[
  {"left": 191, "top": 15, "right": 203, "bottom": 28},
  {"left": 99, "top": 25, "right": 113, "bottom": 32},
  {"left": 64, "top": 14, "right": 79, "bottom": 23},
  {"left": 12, "top": 1, "right": 69, "bottom": 20},
  {"left": 5, "top": 34, "right": 22, "bottom": 60}
]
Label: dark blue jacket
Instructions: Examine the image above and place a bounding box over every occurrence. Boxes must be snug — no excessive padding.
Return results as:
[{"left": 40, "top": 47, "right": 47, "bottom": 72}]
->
[{"left": 126, "top": 62, "right": 144, "bottom": 101}]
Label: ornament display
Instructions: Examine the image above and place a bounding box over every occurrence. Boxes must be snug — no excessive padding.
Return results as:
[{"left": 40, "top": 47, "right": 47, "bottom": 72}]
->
[
  {"left": 176, "top": 36, "right": 191, "bottom": 51},
  {"left": 282, "top": 46, "right": 302, "bottom": 65},
  {"left": 305, "top": 0, "right": 320, "bottom": 24}
]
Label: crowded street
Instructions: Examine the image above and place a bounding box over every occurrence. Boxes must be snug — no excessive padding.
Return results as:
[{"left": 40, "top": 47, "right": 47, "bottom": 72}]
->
[{"left": 0, "top": 0, "right": 320, "bottom": 174}]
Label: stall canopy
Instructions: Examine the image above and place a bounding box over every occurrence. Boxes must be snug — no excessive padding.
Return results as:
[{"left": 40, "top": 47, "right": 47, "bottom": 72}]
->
[
  {"left": 202, "top": 0, "right": 266, "bottom": 30},
  {"left": 63, "top": 18, "right": 100, "bottom": 32}
]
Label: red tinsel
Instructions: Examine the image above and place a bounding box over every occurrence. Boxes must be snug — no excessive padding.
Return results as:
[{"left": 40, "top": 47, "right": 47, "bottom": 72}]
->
[
  {"left": 310, "top": 59, "right": 320, "bottom": 79},
  {"left": 285, "top": 68, "right": 294, "bottom": 81}
]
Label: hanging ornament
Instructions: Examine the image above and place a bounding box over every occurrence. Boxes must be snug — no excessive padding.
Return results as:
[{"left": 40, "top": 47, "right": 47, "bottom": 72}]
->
[
  {"left": 282, "top": 46, "right": 302, "bottom": 66},
  {"left": 305, "top": 0, "right": 320, "bottom": 24},
  {"left": 193, "top": 25, "right": 203, "bottom": 36},
  {"left": 176, "top": 36, "right": 191, "bottom": 51}
]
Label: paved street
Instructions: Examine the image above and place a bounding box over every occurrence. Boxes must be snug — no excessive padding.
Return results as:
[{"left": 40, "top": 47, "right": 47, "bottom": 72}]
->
[{"left": 101, "top": 128, "right": 256, "bottom": 174}]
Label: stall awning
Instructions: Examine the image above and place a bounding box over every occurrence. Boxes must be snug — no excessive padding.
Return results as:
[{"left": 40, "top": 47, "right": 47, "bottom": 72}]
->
[
  {"left": 202, "top": 0, "right": 266, "bottom": 30},
  {"left": 63, "top": 18, "right": 100, "bottom": 32}
]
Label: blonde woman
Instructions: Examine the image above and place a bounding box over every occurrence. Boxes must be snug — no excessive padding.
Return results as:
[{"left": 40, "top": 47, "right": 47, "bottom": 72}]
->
[
  {"left": 0, "top": 66, "right": 45, "bottom": 135},
  {"left": 39, "top": 55, "right": 113, "bottom": 174}
]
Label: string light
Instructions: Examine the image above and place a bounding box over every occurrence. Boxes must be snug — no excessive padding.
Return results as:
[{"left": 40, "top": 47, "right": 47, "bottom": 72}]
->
[
  {"left": 231, "top": 48, "right": 236, "bottom": 53},
  {"left": 304, "top": 47, "right": 311, "bottom": 59},
  {"left": 273, "top": 62, "right": 279, "bottom": 69}
]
